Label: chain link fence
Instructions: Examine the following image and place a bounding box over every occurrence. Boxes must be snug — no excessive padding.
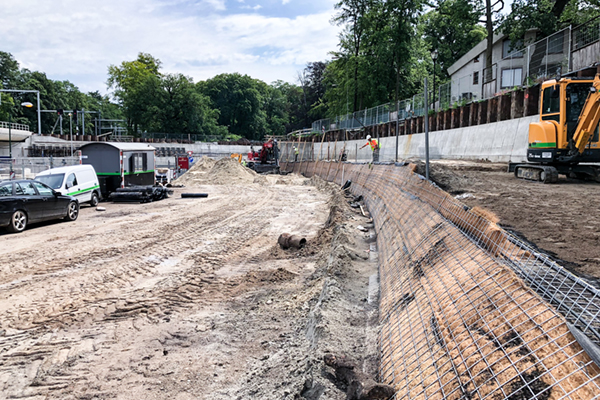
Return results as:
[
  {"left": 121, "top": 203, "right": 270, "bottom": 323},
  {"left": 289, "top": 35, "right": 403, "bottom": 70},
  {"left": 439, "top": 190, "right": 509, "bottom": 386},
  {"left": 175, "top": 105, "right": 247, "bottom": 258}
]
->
[{"left": 573, "top": 16, "right": 600, "bottom": 52}]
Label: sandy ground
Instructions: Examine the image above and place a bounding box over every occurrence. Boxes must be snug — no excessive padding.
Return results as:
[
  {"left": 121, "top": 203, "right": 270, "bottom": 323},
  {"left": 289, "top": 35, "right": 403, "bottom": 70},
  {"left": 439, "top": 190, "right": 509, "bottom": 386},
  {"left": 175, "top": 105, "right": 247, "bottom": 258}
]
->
[
  {"left": 0, "top": 172, "right": 380, "bottom": 399},
  {"left": 416, "top": 160, "right": 600, "bottom": 286}
]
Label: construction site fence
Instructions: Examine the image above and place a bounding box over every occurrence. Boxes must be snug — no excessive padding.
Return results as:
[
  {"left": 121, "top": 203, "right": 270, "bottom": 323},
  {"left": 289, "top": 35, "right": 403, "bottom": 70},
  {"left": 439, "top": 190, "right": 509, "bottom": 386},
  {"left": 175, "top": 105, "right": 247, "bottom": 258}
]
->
[
  {"left": 281, "top": 160, "right": 600, "bottom": 399},
  {"left": 312, "top": 17, "right": 600, "bottom": 134},
  {"left": 0, "top": 157, "right": 80, "bottom": 180}
]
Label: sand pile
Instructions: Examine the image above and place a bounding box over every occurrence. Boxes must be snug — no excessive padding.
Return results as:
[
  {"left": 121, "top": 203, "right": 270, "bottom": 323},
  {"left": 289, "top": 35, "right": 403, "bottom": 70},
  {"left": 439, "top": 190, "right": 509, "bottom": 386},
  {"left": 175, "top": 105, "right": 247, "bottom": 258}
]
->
[
  {"left": 175, "top": 157, "right": 264, "bottom": 186},
  {"left": 173, "top": 156, "right": 216, "bottom": 186}
]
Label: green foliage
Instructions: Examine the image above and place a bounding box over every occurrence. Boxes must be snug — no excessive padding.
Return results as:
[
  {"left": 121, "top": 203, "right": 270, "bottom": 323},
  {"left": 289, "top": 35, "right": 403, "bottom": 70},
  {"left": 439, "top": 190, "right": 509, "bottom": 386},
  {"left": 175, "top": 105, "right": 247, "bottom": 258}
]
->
[
  {"left": 107, "top": 53, "right": 225, "bottom": 137},
  {"left": 1, "top": 51, "right": 122, "bottom": 134},
  {"left": 107, "top": 53, "right": 162, "bottom": 134},
  {"left": 421, "top": 0, "right": 486, "bottom": 81},
  {"left": 501, "top": 0, "right": 600, "bottom": 42},
  {"left": 198, "top": 73, "right": 269, "bottom": 140},
  {"left": 328, "top": 0, "right": 430, "bottom": 116}
]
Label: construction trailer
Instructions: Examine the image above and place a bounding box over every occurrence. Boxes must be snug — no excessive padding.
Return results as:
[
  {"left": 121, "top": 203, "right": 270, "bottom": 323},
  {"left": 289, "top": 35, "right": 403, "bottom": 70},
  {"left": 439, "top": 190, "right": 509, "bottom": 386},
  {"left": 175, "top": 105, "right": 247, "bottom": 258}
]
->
[{"left": 79, "top": 142, "right": 155, "bottom": 198}]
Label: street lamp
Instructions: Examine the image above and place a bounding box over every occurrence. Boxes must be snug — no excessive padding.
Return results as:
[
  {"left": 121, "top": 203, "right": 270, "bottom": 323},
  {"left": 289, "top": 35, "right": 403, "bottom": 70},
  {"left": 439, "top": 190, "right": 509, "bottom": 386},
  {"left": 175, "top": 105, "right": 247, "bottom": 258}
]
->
[
  {"left": 7, "top": 102, "right": 33, "bottom": 179},
  {"left": 431, "top": 49, "right": 439, "bottom": 111}
]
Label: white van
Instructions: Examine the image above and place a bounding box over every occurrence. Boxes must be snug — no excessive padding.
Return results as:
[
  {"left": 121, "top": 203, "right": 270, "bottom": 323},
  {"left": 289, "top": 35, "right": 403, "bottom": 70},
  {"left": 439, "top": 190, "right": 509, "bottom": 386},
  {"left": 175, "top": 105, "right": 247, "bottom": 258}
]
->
[{"left": 36, "top": 165, "right": 101, "bottom": 206}]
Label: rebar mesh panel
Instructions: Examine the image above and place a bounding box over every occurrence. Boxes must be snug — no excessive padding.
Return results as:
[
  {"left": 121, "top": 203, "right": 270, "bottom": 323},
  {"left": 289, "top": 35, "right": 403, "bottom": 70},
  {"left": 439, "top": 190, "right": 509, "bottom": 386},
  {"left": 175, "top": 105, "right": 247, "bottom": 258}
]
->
[{"left": 281, "top": 161, "right": 600, "bottom": 399}]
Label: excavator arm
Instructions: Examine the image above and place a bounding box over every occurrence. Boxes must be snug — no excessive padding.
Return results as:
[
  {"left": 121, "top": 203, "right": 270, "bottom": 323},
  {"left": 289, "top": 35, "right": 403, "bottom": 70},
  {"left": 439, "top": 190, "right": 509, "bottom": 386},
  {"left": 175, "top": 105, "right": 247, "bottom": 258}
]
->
[{"left": 571, "top": 74, "right": 600, "bottom": 156}]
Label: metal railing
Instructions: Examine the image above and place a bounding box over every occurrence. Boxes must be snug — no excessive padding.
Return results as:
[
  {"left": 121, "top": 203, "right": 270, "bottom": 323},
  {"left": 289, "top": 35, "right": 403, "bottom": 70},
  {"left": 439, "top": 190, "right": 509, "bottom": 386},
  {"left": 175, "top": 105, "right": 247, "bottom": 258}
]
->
[
  {"left": 573, "top": 16, "right": 600, "bottom": 51},
  {"left": 0, "top": 121, "right": 30, "bottom": 131}
]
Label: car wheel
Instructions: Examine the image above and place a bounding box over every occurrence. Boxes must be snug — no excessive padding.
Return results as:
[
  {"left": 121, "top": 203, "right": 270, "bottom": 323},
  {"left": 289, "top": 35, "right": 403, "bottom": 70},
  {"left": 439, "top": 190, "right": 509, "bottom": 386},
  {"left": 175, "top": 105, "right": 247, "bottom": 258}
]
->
[
  {"left": 7, "top": 210, "right": 27, "bottom": 233},
  {"left": 90, "top": 192, "right": 100, "bottom": 207},
  {"left": 65, "top": 201, "right": 79, "bottom": 221}
]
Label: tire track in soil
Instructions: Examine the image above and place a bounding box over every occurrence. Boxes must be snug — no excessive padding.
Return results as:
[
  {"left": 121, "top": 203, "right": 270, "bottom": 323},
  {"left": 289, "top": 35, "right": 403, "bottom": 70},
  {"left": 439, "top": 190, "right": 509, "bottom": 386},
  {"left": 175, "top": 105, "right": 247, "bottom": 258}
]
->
[
  {"left": 0, "top": 182, "right": 327, "bottom": 398},
  {"left": 2, "top": 186, "right": 275, "bottom": 330}
]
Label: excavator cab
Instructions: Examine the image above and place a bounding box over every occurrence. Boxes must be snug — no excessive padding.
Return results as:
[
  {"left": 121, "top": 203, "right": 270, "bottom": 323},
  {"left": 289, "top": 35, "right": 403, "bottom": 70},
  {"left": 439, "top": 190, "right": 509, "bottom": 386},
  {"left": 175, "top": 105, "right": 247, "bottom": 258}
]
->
[{"left": 515, "top": 75, "right": 600, "bottom": 182}]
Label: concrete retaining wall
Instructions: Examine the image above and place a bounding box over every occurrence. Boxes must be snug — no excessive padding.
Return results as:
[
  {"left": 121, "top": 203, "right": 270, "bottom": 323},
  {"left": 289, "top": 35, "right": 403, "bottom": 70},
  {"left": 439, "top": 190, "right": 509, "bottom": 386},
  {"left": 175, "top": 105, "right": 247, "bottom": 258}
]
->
[{"left": 284, "top": 115, "right": 537, "bottom": 164}]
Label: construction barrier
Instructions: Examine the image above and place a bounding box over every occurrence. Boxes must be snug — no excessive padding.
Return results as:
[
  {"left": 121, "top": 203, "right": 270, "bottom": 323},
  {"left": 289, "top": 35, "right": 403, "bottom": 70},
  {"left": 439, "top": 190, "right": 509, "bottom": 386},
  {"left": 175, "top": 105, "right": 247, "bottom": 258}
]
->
[{"left": 282, "top": 160, "right": 600, "bottom": 400}]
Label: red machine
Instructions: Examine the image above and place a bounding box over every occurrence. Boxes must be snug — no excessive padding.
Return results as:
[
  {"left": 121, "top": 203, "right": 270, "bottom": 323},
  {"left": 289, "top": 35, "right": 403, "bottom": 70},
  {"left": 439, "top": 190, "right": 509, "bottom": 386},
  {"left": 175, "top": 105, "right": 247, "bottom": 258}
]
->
[{"left": 246, "top": 139, "right": 279, "bottom": 173}]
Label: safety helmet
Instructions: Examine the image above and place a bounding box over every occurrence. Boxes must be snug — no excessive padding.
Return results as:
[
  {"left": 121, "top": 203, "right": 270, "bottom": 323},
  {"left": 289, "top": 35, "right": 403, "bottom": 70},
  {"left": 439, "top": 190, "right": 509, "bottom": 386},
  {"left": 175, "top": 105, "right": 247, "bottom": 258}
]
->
[{"left": 366, "top": 135, "right": 371, "bottom": 140}]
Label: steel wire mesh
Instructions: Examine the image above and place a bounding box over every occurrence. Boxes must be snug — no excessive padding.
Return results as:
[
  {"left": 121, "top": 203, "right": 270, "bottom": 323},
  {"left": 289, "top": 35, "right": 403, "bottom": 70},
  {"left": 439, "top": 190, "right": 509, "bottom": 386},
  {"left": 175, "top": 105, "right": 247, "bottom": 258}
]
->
[{"left": 282, "top": 160, "right": 600, "bottom": 399}]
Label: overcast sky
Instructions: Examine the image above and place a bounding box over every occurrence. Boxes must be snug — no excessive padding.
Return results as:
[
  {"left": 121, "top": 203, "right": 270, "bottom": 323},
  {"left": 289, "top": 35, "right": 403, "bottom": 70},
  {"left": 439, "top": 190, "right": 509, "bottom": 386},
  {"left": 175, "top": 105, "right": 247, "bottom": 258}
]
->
[{"left": 1, "top": 0, "right": 341, "bottom": 95}]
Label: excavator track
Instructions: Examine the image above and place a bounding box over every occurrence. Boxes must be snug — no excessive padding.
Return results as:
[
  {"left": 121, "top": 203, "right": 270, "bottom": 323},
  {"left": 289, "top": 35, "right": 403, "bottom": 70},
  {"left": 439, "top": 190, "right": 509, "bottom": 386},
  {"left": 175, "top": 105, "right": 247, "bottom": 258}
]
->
[{"left": 514, "top": 164, "right": 559, "bottom": 183}]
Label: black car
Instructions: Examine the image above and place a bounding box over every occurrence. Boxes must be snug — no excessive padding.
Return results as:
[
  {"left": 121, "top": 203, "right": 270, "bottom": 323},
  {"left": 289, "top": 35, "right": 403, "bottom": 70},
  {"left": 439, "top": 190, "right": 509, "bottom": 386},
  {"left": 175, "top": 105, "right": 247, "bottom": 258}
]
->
[{"left": 0, "top": 179, "right": 79, "bottom": 233}]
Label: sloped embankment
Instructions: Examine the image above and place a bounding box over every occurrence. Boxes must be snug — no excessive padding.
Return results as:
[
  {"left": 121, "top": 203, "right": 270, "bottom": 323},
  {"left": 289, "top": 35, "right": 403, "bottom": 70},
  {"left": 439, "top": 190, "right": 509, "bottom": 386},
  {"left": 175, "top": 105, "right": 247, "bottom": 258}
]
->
[{"left": 281, "top": 160, "right": 600, "bottom": 400}]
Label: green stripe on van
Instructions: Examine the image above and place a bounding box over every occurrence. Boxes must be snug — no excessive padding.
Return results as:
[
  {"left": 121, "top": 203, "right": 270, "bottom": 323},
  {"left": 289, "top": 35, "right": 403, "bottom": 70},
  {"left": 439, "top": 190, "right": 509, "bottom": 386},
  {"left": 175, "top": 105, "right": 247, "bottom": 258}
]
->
[
  {"left": 67, "top": 185, "right": 100, "bottom": 196},
  {"left": 96, "top": 170, "right": 155, "bottom": 176}
]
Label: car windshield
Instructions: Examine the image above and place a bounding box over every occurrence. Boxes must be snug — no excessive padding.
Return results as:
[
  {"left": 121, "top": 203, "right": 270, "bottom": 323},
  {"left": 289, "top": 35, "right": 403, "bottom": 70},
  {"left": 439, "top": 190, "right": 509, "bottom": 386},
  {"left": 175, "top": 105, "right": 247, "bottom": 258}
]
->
[{"left": 35, "top": 174, "right": 64, "bottom": 189}]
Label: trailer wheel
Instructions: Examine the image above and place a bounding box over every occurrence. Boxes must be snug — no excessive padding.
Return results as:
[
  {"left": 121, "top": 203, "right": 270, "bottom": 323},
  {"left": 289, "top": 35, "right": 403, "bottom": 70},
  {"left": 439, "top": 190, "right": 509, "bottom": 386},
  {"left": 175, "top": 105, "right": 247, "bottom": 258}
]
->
[{"left": 90, "top": 192, "right": 100, "bottom": 207}]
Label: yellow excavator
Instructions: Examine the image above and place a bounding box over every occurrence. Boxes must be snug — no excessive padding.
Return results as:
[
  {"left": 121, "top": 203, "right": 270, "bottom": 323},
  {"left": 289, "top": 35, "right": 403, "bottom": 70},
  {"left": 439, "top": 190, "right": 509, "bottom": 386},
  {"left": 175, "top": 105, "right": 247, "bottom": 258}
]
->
[{"left": 513, "top": 74, "right": 600, "bottom": 183}]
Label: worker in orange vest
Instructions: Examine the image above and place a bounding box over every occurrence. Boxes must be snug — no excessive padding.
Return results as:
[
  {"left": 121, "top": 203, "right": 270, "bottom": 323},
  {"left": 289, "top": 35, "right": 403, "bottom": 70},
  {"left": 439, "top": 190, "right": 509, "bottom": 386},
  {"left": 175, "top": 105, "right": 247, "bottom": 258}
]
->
[{"left": 360, "top": 135, "right": 380, "bottom": 163}]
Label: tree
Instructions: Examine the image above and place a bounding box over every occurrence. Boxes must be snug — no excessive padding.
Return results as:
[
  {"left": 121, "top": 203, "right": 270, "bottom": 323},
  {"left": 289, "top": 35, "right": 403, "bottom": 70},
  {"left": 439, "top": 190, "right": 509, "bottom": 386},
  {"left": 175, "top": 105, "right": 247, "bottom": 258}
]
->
[
  {"left": 198, "top": 73, "right": 268, "bottom": 140},
  {"left": 329, "top": 0, "right": 427, "bottom": 115},
  {"left": 152, "top": 73, "right": 225, "bottom": 136},
  {"left": 107, "top": 53, "right": 162, "bottom": 134},
  {"left": 421, "top": 0, "right": 487, "bottom": 80},
  {"left": 502, "top": 0, "right": 600, "bottom": 42},
  {"left": 264, "top": 82, "right": 290, "bottom": 136},
  {"left": 333, "top": 0, "right": 371, "bottom": 112},
  {"left": 273, "top": 80, "right": 307, "bottom": 131},
  {"left": 0, "top": 51, "right": 19, "bottom": 88}
]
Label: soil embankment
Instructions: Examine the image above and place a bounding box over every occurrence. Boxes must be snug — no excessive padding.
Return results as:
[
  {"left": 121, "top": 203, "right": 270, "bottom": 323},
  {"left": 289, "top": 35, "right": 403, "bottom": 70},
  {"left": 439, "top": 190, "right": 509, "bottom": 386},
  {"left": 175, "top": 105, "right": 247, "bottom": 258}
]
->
[{"left": 415, "top": 159, "right": 600, "bottom": 284}]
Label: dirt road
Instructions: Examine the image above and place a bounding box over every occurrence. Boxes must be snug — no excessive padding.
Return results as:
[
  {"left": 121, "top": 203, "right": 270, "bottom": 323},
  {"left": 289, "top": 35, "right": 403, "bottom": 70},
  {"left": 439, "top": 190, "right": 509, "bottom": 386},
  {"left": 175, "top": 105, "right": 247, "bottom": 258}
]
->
[
  {"left": 420, "top": 160, "right": 600, "bottom": 285},
  {"left": 0, "top": 174, "right": 380, "bottom": 399}
]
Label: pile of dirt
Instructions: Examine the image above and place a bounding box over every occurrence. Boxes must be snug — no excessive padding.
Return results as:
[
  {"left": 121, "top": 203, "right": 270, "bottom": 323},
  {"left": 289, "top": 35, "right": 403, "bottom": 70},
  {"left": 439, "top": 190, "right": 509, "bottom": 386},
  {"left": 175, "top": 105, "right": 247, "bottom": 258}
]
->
[
  {"left": 175, "top": 157, "right": 265, "bottom": 186},
  {"left": 172, "top": 156, "right": 216, "bottom": 186}
]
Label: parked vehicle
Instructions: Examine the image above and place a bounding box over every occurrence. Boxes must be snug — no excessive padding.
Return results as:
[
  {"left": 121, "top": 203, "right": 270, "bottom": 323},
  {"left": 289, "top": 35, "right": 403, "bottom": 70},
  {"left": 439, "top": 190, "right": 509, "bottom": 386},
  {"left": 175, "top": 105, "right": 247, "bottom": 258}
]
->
[
  {"left": 0, "top": 180, "right": 79, "bottom": 233},
  {"left": 35, "top": 165, "right": 101, "bottom": 206}
]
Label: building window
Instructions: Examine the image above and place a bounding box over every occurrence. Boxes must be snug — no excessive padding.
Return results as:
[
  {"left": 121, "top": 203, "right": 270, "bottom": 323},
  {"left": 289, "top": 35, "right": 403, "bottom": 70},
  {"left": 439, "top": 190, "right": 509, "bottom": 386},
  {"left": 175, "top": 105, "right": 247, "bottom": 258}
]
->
[
  {"left": 474, "top": 56, "right": 480, "bottom": 63},
  {"left": 473, "top": 71, "right": 479, "bottom": 85},
  {"left": 501, "top": 68, "right": 523, "bottom": 88},
  {"left": 503, "top": 39, "right": 523, "bottom": 58}
]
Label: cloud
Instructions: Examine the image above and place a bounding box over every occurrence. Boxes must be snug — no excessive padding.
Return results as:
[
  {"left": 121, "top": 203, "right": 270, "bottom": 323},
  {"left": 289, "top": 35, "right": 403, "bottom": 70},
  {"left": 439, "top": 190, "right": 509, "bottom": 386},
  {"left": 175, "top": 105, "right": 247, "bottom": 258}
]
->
[
  {"left": 201, "top": 0, "right": 226, "bottom": 11},
  {"left": 0, "top": 0, "right": 340, "bottom": 93},
  {"left": 241, "top": 4, "right": 262, "bottom": 10}
]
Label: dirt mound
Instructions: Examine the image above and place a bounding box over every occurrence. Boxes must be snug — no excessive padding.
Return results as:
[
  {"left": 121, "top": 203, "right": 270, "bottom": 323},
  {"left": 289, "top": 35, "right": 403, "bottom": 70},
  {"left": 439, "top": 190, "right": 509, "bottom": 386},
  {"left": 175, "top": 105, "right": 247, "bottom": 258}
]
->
[
  {"left": 175, "top": 157, "right": 260, "bottom": 186},
  {"left": 208, "top": 158, "right": 259, "bottom": 185},
  {"left": 192, "top": 155, "right": 217, "bottom": 171},
  {"left": 172, "top": 156, "right": 216, "bottom": 186}
]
